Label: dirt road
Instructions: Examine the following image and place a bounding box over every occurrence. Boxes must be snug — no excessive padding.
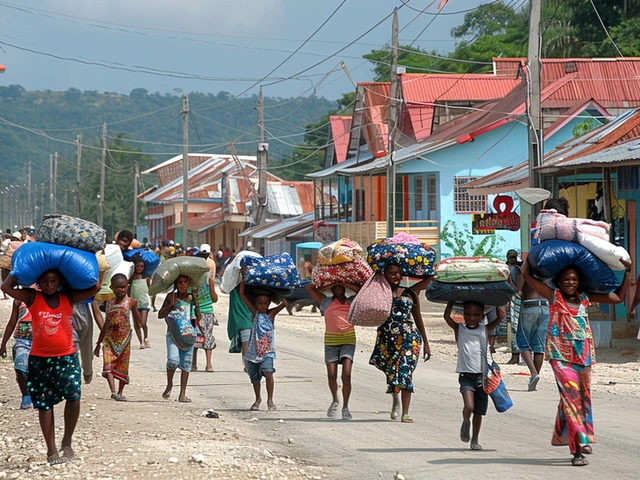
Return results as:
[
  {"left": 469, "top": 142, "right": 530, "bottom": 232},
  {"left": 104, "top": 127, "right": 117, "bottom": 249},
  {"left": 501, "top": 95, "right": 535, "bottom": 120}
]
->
[{"left": 1, "top": 292, "right": 639, "bottom": 479}]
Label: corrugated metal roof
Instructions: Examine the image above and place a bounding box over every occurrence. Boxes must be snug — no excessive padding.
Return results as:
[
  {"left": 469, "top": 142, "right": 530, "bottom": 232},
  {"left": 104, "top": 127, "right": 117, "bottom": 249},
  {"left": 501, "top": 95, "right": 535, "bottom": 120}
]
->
[
  {"left": 329, "top": 116, "right": 352, "bottom": 164},
  {"left": 267, "top": 184, "right": 304, "bottom": 216},
  {"left": 250, "top": 212, "right": 315, "bottom": 240},
  {"left": 544, "top": 138, "right": 640, "bottom": 170}
]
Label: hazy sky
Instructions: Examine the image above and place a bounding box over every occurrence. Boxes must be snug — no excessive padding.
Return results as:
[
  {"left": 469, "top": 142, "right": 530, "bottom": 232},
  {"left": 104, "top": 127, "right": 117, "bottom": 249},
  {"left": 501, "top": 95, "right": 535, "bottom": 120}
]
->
[{"left": 0, "top": 0, "right": 491, "bottom": 101}]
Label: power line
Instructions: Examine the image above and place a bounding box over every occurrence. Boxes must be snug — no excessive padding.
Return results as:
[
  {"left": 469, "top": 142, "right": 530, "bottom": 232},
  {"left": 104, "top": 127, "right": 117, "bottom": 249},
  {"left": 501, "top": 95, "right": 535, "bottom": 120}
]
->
[{"left": 588, "top": 0, "right": 624, "bottom": 57}]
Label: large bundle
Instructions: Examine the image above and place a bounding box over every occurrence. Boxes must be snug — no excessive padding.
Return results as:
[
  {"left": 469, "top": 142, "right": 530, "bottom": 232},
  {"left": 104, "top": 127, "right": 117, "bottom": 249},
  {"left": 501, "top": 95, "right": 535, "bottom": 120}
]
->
[
  {"left": 347, "top": 272, "right": 392, "bottom": 327},
  {"left": 533, "top": 210, "right": 609, "bottom": 244},
  {"left": 367, "top": 238, "right": 436, "bottom": 278},
  {"left": 36, "top": 214, "right": 106, "bottom": 253},
  {"left": 11, "top": 242, "right": 99, "bottom": 290},
  {"left": 243, "top": 252, "right": 301, "bottom": 291},
  {"left": 426, "top": 280, "right": 516, "bottom": 306},
  {"left": 528, "top": 240, "right": 620, "bottom": 293},
  {"left": 435, "top": 257, "right": 510, "bottom": 283},
  {"left": 149, "top": 256, "right": 209, "bottom": 296},
  {"left": 311, "top": 257, "right": 373, "bottom": 289},
  {"left": 99, "top": 245, "right": 134, "bottom": 291},
  {"left": 220, "top": 251, "right": 262, "bottom": 294},
  {"left": 317, "top": 238, "right": 362, "bottom": 265},
  {"left": 0, "top": 242, "right": 22, "bottom": 270},
  {"left": 122, "top": 248, "right": 160, "bottom": 278}
]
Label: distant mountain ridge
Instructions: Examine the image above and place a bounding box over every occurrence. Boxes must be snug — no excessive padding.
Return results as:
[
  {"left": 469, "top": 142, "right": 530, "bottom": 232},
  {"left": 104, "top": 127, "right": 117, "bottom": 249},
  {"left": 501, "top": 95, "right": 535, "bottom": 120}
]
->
[{"left": 0, "top": 85, "right": 336, "bottom": 186}]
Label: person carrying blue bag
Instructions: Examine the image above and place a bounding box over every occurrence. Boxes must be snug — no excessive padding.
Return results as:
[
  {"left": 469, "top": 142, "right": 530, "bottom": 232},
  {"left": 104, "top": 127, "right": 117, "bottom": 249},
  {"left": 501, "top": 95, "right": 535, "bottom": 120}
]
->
[{"left": 444, "top": 301, "right": 504, "bottom": 451}]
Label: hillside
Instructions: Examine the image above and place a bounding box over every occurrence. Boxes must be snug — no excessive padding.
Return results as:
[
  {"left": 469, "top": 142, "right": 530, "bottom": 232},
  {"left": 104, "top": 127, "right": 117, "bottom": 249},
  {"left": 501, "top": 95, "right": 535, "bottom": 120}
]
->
[{"left": 0, "top": 85, "right": 336, "bottom": 186}]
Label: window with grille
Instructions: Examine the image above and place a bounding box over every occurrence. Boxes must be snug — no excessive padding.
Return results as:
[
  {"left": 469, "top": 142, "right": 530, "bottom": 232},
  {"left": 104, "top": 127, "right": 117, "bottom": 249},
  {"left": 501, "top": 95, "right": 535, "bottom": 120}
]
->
[{"left": 453, "top": 176, "right": 487, "bottom": 214}]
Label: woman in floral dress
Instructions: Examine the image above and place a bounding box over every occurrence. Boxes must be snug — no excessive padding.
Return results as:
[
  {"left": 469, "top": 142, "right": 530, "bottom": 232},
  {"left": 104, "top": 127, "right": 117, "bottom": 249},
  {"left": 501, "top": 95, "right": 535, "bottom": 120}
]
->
[{"left": 370, "top": 264, "right": 432, "bottom": 423}]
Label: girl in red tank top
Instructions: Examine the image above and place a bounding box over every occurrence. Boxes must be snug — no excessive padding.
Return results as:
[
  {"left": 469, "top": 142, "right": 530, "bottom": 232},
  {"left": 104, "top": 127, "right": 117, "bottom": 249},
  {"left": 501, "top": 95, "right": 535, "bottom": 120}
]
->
[{"left": 1, "top": 268, "right": 101, "bottom": 465}]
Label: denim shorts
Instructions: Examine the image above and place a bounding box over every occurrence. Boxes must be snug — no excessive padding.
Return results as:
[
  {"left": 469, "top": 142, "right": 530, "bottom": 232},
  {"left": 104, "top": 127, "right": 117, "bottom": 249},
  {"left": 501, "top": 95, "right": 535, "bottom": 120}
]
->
[
  {"left": 12, "top": 338, "right": 32, "bottom": 373},
  {"left": 324, "top": 344, "right": 355, "bottom": 364},
  {"left": 458, "top": 373, "right": 488, "bottom": 416},
  {"left": 516, "top": 302, "right": 550, "bottom": 353},
  {"left": 247, "top": 357, "right": 275, "bottom": 384},
  {"left": 239, "top": 329, "right": 251, "bottom": 343},
  {"left": 166, "top": 332, "right": 194, "bottom": 372}
]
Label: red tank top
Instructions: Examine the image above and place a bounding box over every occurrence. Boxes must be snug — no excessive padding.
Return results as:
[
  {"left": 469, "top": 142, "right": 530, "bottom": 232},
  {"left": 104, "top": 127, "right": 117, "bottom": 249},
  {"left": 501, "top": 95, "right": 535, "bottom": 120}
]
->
[{"left": 28, "top": 291, "right": 75, "bottom": 357}]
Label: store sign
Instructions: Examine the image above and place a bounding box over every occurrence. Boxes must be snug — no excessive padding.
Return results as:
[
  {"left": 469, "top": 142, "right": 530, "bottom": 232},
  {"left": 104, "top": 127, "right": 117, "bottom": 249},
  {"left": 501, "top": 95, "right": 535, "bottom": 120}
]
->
[{"left": 472, "top": 195, "right": 520, "bottom": 234}]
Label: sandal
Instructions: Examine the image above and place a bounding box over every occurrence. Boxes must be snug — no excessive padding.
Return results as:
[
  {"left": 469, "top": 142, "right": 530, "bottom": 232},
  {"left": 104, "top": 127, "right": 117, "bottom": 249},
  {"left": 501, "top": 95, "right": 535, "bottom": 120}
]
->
[
  {"left": 144, "top": 339, "right": 151, "bottom": 349},
  {"left": 572, "top": 455, "right": 589, "bottom": 466},
  {"left": 111, "top": 393, "right": 121, "bottom": 401},
  {"left": 470, "top": 442, "right": 483, "bottom": 451},
  {"left": 48, "top": 452, "right": 66, "bottom": 465},
  {"left": 401, "top": 414, "right": 413, "bottom": 423},
  {"left": 178, "top": 396, "right": 192, "bottom": 403},
  {"left": 115, "top": 395, "right": 127, "bottom": 402}
]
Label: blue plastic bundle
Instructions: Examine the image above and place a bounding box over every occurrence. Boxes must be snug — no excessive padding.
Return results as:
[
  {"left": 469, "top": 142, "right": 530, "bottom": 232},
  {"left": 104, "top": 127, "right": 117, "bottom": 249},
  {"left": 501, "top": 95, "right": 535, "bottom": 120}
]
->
[
  {"left": 426, "top": 280, "right": 515, "bottom": 306},
  {"left": 243, "top": 252, "right": 301, "bottom": 290},
  {"left": 367, "top": 239, "right": 436, "bottom": 278},
  {"left": 11, "top": 242, "right": 99, "bottom": 290},
  {"left": 489, "top": 377, "right": 513, "bottom": 413},
  {"left": 528, "top": 240, "right": 620, "bottom": 293},
  {"left": 123, "top": 248, "right": 160, "bottom": 278}
]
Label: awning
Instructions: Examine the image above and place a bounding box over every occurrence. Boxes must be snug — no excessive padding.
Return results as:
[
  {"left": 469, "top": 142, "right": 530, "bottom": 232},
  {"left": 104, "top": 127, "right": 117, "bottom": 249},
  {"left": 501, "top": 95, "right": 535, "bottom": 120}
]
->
[
  {"left": 306, "top": 155, "right": 374, "bottom": 179},
  {"left": 241, "top": 213, "right": 315, "bottom": 241}
]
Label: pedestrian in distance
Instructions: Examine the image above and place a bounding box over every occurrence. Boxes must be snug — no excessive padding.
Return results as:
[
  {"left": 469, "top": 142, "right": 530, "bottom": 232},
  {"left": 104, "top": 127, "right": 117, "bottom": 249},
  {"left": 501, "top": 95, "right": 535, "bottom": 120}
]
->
[
  {"left": 444, "top": 301, "right": 504, "bottom": 451},
  {"left": 94, "top": 273, "right": 141, "bottom": 401},
  {"left": 158, "top": 275, "right": 197, "bottom": 403},
  {"left": 0, "top": 299, "right": 34, "bottom": 409},
  {"left": 1, "top": 269, "right": 102, "bottom": 465},
  {"left": 305, "top": 281, "right": 361, "bottom": 420},
  {"left": 191, "top": 245, "right": 218, "bottom": 372},
  {"left": 238, "top": 280, "right": 287, "bottom": 411},
  {"left": 521, "top": 257, "right": 631, "bottom": 466},
  {"left": 129, "top": 255, "right": 152, "bottom": 349},
  {"left": 369, "top": 265, "right": 432, "bottom": 423}
]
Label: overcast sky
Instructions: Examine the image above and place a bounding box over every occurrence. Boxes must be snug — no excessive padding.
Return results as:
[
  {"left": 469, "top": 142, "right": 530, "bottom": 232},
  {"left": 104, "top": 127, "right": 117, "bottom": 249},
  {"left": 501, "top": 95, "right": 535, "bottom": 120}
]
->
[{"left": 0, "top": 0, "right": 492, "bottom": 101}]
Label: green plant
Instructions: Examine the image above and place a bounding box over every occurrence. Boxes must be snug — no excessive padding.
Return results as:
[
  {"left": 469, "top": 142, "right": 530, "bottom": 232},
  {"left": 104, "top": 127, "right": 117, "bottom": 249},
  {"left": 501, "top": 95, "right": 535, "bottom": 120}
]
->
[{"left": 440, "top": 220, "right": 505, "bottom": 257}]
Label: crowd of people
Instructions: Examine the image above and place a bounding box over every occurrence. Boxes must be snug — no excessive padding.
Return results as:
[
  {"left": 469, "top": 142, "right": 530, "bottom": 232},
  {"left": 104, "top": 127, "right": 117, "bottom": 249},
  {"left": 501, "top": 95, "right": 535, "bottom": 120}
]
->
[{"left": 0, "top": 204, "right": 636, "bottom": 469}]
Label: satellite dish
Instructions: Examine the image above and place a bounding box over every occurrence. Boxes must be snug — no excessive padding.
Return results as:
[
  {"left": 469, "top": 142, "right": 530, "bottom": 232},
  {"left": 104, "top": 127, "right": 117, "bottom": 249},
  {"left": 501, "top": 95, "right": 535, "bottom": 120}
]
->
[{"left": 515, "top": 188, "right": 551, "bottom": 205}]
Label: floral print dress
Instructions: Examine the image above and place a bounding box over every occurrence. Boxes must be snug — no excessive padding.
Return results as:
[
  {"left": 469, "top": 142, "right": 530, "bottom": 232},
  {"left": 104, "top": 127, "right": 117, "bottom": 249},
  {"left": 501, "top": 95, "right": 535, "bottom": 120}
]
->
[{"left": 370, "top": 290, "right": 422, "bottom": 393}]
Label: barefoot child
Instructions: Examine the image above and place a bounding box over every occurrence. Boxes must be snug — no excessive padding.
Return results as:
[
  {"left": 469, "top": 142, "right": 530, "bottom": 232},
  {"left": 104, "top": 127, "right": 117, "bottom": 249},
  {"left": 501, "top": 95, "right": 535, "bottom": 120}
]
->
[
  {"left": 0, "top": 300, "right": 33, "bottom": 409},
  {"left": 305, "top": 282, "right": 360, "bottom": 420},
  {"left": 129, "top": 255, "right": 151, "bottom": 349},
  {"left": 444, "top": 301, "right": 504, "bottom": 451},
  {"left": 158, "top": 275, "right": 196, "bottom": 403},
  {"left": 94, "top": 274, "right": 141, "bottom": 401},
  {"left": 1, "top": 270, "right": 101, "bottom": 464},
  {"left": 238, "top": 281, "right": 287, "bottom": 411}
]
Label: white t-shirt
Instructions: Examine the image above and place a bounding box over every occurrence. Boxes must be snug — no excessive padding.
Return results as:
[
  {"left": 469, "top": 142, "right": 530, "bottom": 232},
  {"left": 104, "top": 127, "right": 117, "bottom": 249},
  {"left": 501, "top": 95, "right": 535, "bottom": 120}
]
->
[{"left": 456, "top": 322, "right": 488, "bottom": 374}]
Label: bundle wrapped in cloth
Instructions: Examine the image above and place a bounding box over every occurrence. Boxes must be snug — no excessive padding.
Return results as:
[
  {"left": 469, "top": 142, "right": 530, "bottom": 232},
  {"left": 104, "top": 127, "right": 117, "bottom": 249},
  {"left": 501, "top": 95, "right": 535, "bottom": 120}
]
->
[
  {"left": 527, "top": 240, "right": 620, "bottom": 293},
  {"left": 36, "top": 214, "right": 106, "bottom": 253},
  {"left": 95, "top": 245, "right": 134, "bottom": 300},
  {"left": 366, "top": 236, "right": 436, "bottom": 278},
  {"left": 317, "top": 238, "right": 362, "bottom": 265},
  {"left": 435, "top": 257, "right": 510, "bottom": 283},
  {"left": 243, "top": 253, "right": 301, "bottom": 298},
  {"left": 220, "top": 251, "right": 262, "bottom": 294},
  {"left": 149, "top": 256, "right": 209, "bottom": 296},
  {"left": 426, "top": 280, "right": 516, "bottom": 306},
  {"left": 122, "top": 248, "right": 161, "bottom": 278},
  {"left": 10, "top": 241, "right": 99, "bottom": 290},
  {"left": 0, "top": 241, "right": 22, "bottom": 270},
  {"left": 347, "top": 272, "right": 392, "bottom": 327}
]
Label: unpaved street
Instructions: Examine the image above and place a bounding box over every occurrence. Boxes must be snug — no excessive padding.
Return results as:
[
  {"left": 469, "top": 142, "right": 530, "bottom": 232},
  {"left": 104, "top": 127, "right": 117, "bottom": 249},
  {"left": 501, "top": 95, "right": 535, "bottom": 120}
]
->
[{"left": 1, "top": 292, "right": 640, "bottom": 479}]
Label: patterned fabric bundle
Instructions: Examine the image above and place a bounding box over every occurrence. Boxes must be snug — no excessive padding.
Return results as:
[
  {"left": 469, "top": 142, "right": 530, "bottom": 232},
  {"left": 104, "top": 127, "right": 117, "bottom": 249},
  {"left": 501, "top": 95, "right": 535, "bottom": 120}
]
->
[
  {"left": 426, "top": 280, "right": 516, "bottom": 306},
  {"left": 533, "top": 210, "right": 610, "bottom": 244},
  {"left": 36, "top": 214, "right": 106, "bottom": 253},
  {"left": 317, "top": 238, "right": 362, "bottom": 265},
  {"left": 220, "top": 251, "right": 262, "bottom": 294},
  {"left": 311, "top": 257, "right": 373, "bottom": 289},
  {"left": 149, "top": 256, "right": 209, "bottom": 296},
  {"left": 122, "top": 248, "right": 160, "bottom": 278},
  {"left": 347, "top": 272, "right": 392, "bottom": 327},
  {"left": 366, "top": 238, "right": 436, "bottom": 278},
  {"left": 435, "top": 257, "right": 510, "bottom": 283},
  {"left": 243, "top": 252, "right": 301, "bottom": 290}
]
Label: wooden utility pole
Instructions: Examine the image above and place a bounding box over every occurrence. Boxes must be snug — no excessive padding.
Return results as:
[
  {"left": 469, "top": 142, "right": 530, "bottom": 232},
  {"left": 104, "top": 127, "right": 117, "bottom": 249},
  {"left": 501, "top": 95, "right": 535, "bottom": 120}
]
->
[
  {"left": 181, "top": 95, "right": 189, "bottom": 248},
  {"left": 75, "top": 134, "right": 82, "bottom": 217},
  {"left": 27, "top": 162, "right": 31, "bottom": 226},
  {"left": 98, "top": 122, "right": 107, "bottom": 227},
  {"left": 53, "top": 152, "right": 58, "bottom": 215},
  {"left": 386, "top": 8, "right": 399, "bottom": 237},
  {"left": 256, "top": 87, "right": 268, "bottom": 227},
  {"left": 527, "top": 0, "right": 543, "bottom": 191},
  {"left": 133, "top": 162, "right": 139, "bottom": 238},
  {"left": 49, "top": 154, "right": 54, "bottom": 214}
]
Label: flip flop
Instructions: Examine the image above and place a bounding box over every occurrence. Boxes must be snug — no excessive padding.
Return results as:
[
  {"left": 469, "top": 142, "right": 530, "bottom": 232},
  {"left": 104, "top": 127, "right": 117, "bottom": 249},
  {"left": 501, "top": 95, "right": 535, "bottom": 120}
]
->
[
  {"left": 47, "top": 452, "right": 66, "bottom": 465},
  {"left": 115, "top": 395, "right": 127, "bottom": 402},
  {"left": 401, "top": 414, "right": 413, "bottom": 423},
  {"left": 572, "top": 455, "right": 589, "bottom": 466},
  {"left": 111, "top": 393, "right": 121, "bottom": 401},
  {"left": 250, "top": 403, "right": 260, "bottom": 411},
  {"left": 528, "top": 375, "right": 540, "bottom": 392},
  {"left": 470, "top": 443, "right": 483, "bottom": 451},
  {"left": 178, "top": 396, "right": 192, "bottom": 403}
]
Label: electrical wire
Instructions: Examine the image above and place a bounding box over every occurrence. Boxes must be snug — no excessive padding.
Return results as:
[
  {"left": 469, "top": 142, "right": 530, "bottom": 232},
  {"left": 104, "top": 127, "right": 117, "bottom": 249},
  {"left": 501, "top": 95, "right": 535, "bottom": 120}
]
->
[
  {"left": 399, "top": 0, "right": 502, "bottom": 16},
  {"left": 588, "top": 0, "right": 624, "bottom": 57}
]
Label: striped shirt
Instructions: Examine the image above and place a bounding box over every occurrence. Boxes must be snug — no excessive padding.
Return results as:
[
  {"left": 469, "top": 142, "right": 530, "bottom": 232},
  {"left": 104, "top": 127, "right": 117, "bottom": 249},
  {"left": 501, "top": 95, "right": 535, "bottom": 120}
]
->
[{"left": 320, "top": 297, "right": 356, "bottom": 346}]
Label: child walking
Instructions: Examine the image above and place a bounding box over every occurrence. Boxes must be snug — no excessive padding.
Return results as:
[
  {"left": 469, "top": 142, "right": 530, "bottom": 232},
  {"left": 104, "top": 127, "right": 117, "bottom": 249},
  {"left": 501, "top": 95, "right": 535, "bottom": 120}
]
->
[
  {"left": 444, "top": 301, "right": 504, "bottom": 451},
  {"left": 0, "top": 300, "right": 34, "bottom": 409},
  {"left": 94, "top": 274, "right": 141, "bottom": 401},
  {"left": 305, "top": 282, "right": 360, "bottom": 420},
  {"left": 1, "top": 270, "right": 101, "bottom": 464},
  {"left": 238, "top": 281, "right": 287, "bottom": 411},
  {"left": 129, "top": 255, "right": 151, "bottom": 349}
]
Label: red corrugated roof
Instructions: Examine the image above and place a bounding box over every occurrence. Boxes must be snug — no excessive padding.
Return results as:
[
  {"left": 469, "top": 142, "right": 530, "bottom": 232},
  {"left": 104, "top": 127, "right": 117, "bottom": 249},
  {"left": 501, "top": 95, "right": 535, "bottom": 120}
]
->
[
  {"left": 358, "top": 82, "right": 390, "bottom": 156},
  {"left": 329, "top": 116, "right": 352, "bottom": 163},
  {"left": 493, "top": 58, "right": 640, "bottom": 109},
  {"left": 400, "top": 74, "right": 521, "bottom": 142}
]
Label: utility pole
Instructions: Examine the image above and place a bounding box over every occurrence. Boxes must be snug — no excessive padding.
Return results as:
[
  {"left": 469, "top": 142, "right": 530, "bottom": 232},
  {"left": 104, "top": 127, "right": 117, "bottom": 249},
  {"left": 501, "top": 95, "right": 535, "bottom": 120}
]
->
[
  {"left": 133, "top": 162, "right": 139, "bottom": 238},
  {"left": 75, "top": 134, "right": 82, "bottom": 217},
  {"left": 98, "top": 122, "right": 107, "bottom": 227},
  {"left": 181, "top": 95, "right": 189, "bottom": 248},
  {"left": 386, "top": 8, "right": 399, "bottom": 237},
  {"left": 527, "top": 0, "right": 543, "bottom": 191},
  {"left": 256, "top": 87, "right": 268, "bottom": 227},
  {"left": 27, "top": 162, "right": 31, "bottom": 226},
  {"left": 49, "top": 154, "right": 54, "bottom": 215}
]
